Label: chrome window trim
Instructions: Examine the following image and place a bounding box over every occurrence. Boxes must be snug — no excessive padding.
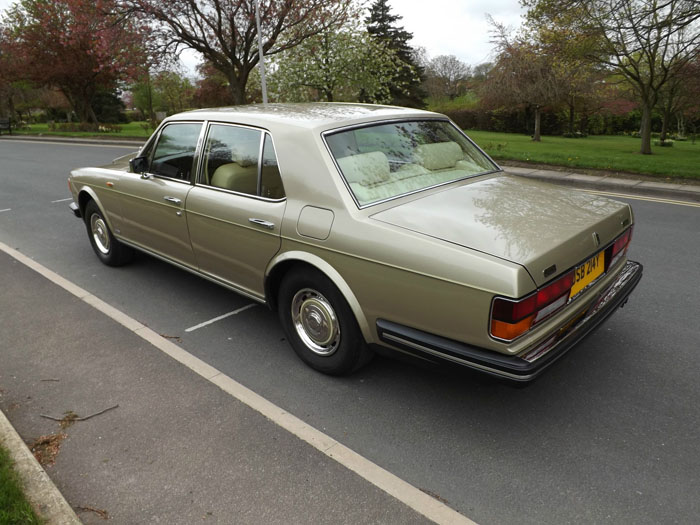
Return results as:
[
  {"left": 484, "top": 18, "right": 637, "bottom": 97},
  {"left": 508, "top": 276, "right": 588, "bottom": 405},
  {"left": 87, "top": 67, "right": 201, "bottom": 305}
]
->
[
  {"left": 194, "top": 121, "right": 287, "bottom": 202},
  {"left": 321, "top": 117, "right": 501, "bottom": 210},
  {"left": 143, "top": 120, "right": 206, "bottom": 186}
]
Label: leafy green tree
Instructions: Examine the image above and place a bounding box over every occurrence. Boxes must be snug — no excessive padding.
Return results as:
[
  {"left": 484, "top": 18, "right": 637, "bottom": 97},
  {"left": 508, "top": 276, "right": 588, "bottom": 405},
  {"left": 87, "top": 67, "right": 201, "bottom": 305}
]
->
[
  {"left": 131, "top": 74, "right": 161, "bottom": 121},
  {"left": 523, "top": 0, "right": 700, "bottom": 154},
  {"left": 270, "top": 24, "right": 404, "bottom": 103},
  {"left": 152, "top": 70, "right": 194, "bottom": 114},
  {"left": 365, "top": 0, "right": 425, "bottom": 107}
]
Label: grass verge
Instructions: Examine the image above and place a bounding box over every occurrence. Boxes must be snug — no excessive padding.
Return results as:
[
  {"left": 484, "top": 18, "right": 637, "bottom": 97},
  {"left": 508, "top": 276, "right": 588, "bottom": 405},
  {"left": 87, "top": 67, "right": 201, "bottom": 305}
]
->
[
  {"left": 0, "top": 443, "right": 42, "bottom": 525},
  {"left": 465, "top": 130, "right": 700, "bottom": 180},
  {"left": 13, "top": 121, "right": 152, "bottom": 139}
]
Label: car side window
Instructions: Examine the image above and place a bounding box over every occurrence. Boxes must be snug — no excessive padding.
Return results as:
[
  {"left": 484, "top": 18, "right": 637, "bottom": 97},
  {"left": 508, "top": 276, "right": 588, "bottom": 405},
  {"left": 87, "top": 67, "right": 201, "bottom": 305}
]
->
[
  {"left": 150, "top": 123, "right": 202, "bottom": 181},
  {"left": 204, "top": 124, "right": 261, "bottom": 195},
  {"left": 261, "top": 134, "right": 285, "bottom": 199}
]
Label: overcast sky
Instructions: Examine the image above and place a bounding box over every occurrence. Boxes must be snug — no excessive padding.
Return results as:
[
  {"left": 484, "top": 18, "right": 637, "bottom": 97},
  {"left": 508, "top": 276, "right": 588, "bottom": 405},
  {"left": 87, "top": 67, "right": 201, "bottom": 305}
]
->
[{"left": 0, "top": 0, "right": 526, "bottom": 72}]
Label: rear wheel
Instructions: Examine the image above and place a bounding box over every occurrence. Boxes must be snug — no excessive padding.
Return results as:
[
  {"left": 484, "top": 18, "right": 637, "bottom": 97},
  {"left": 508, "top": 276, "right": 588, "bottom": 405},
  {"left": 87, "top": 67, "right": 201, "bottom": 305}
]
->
[
  {"left": 84, "top": 200, "right": 133, "bottom": 266},
  {"left": 278, "top": 267, "right": 372, "bottom": 375}
]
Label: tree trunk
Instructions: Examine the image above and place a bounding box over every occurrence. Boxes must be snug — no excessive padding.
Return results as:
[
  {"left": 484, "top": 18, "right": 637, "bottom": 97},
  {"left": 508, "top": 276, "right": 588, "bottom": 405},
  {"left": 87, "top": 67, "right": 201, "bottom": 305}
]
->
[
  {"left": 227, "top": 70, "right": 248, "bottom": 105},
  {"left": 89, "top": 104, "right": 99, "bottom": 125},
  {"left": 568, "top": 97, "right": 575, "bottom": 135},
  {"left": 145, "top": 72, "right": 155, "bottom": 122},
  {"left": 660, "top": 101, "right": 671, "bottom": 142},
  {"left": 639, "top": 103, "right": 652, "bottom": 154},
  {"left": 660, "top": 111, "right": 669, "bottom": 142},
  {"left": 532, "top": 106, "right": 542, "bottom": 142}
]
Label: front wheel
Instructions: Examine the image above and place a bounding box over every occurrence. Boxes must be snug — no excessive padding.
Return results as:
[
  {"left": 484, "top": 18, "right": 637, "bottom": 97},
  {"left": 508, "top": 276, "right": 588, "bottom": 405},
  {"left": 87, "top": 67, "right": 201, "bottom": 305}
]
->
[
  {"left": 278, "top": 267, "right": 373, "bottom": 375},
  {"left": 84, "top": 200, "right": 133, "bottom": 266}
]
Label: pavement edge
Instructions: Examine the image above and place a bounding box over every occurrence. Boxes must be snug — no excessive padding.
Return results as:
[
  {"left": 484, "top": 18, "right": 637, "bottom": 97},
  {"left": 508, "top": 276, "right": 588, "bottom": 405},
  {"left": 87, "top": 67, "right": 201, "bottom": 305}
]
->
[
  {"left": 501, "top": 164, "right": 700, "bottom": 203},
  {"left": 0, "top": 409, "right": 81, "bottom": 524}
]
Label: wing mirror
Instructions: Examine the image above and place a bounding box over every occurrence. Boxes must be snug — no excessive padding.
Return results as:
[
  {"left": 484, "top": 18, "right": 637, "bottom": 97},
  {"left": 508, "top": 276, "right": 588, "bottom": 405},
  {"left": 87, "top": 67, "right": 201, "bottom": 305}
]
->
[{"left": 130, "top": 156, "right": 149, "bottom": 176}]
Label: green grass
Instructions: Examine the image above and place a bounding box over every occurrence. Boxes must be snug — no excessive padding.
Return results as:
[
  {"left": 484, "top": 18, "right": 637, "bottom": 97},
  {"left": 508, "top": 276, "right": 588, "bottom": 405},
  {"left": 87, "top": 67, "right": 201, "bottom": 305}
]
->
[
  {"left": 426, "top": 93, "right": 479, "bottom": 111},
  {"left": 15, "top": 121, "right": 152, "bottom": 139},
  {"left": 0, "top": 444, "right": 42, "bottom": 525},
  {"left": 465, "top": 130, "right": 700, "bottom": 180}
]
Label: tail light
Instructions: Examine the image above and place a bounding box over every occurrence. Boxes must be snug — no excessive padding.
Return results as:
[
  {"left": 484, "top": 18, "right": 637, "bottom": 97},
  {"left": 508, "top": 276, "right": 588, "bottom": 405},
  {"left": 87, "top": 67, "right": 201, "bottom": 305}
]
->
[
  {"left": 607, "top": 226, "right": 633, "bottom": 270},
  {"left": 491, "top": 270, "right": 574, "bottom": 341},
  {"left": 490, "top": 227, "right": 633, "bottom": 342}
]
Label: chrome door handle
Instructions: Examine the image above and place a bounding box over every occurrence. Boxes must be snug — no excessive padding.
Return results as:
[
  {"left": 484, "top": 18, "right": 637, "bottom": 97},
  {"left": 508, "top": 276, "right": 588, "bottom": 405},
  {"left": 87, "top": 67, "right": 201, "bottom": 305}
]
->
[
  {"left": 249, "top": 218, "right": 275, "bottom": 230},
  {"left": 164, "top": 196, "right": 181, "bottom": 205}
]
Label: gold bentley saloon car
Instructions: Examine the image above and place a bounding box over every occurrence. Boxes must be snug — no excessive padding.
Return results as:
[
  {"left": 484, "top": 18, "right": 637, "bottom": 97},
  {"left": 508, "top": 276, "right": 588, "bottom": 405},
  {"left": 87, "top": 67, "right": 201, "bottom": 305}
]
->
[{"left": 68, "top": 103, "right": 642, "bottom": 381}]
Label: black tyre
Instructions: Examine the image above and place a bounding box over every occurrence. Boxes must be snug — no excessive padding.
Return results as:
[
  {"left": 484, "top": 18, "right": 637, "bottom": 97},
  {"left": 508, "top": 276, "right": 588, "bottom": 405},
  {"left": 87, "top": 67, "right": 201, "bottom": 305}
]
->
[
  {"left": 278, "top": 267, "right": 373, "bottom": 375},
  {"left": 84, "top": 200, "right": 133, "bottom": 266}
]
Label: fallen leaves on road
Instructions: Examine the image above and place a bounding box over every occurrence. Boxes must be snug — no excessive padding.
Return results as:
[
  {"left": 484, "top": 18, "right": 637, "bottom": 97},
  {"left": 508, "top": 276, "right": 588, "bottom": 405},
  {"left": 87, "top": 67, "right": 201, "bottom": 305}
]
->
[
  {"left": 30, "top": 433, "right": 67, "bottom": 466},
  {"left": 59, "top": 410, "right": 79, "bottom": 429}
]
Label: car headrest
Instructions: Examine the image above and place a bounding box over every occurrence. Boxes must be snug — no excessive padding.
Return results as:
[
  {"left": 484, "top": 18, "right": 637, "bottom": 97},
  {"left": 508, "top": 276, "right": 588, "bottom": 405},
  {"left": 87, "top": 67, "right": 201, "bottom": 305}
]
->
[
  {"left": 336, "top": 151, "right": 390, "bottom": 186},
  {"left": 416, "top": 141, "right": 464, "bottom": 170}
]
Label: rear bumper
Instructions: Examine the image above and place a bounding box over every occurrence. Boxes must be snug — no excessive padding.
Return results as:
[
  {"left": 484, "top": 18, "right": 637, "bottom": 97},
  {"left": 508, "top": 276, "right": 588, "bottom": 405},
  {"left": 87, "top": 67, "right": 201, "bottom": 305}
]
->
[
  {"left": 377, "top": 260, "right": 643, "bottom": 382},
  {"left": 69, "top": 201, "right": 81, "bottom": 218}
]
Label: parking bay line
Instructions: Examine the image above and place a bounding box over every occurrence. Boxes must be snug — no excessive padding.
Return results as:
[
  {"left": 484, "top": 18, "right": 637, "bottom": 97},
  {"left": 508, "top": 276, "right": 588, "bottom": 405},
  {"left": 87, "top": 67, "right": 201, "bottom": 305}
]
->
[
  {"left": 51, "top": 197, "right": 73, "bottom": 203},
  {"left": 0, "top": 208, "right": 10, "bottom": 213},
  {"left": 185, "top": 303, "right": 258, "bottom": 332},
  {"left": 0, "top": 239, "right": 476, "bottom": 525}
]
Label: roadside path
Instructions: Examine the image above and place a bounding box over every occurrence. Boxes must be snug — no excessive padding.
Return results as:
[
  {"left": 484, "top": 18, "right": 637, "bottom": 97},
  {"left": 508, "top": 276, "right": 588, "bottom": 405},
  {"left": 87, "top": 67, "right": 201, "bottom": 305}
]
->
[{"left": 0, "top": 246, "right": 438, "bottom": 524}]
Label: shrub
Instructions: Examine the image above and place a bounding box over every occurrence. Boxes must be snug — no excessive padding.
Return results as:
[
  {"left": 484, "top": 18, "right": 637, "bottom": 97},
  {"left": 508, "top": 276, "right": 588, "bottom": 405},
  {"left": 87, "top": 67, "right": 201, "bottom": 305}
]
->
[{"left": 653, "top": 139, "right": 674, "bottom": 147}]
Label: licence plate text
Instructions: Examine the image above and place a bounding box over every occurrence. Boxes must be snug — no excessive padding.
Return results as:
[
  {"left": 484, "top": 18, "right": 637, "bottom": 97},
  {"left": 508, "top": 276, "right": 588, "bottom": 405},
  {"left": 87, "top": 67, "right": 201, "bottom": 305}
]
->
[{"left": 570, "top": 251, "right": 605, "bottom": 298}]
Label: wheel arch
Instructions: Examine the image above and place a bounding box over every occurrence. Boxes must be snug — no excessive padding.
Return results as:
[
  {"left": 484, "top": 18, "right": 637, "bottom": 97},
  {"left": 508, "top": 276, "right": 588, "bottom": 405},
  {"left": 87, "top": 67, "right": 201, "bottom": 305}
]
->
[
  {"left": 265, "top": 251, "right": 372, "bottom": 342},
  {"left": 77, "top": 187, "right": 114, "bottom": 230}
]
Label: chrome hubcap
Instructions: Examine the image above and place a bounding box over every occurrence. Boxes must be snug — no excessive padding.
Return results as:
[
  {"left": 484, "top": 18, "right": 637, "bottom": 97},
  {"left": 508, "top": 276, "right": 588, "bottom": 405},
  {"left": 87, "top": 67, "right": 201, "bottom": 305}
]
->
[
  {"left": 291, "top": 288, "right": 340, "bottom": 356},
  {"left": 90, "top": 214, "right": 110, "bottom": 254}
]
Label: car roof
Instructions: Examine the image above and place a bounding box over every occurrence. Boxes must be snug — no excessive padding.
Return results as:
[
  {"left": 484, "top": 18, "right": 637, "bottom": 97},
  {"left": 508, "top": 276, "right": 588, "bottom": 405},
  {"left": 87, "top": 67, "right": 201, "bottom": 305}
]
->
[{"left": 169, "top": 102, "right": 443, "bottom": 133}]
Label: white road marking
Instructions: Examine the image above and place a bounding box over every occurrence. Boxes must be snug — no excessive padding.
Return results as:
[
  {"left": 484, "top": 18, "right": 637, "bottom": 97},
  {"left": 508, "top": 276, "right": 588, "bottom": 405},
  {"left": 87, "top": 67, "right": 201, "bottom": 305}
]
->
[
  {"left": 185, "top": 303, "right": 258, "bottom": 332},
  {"left": 0, "top": 208, "right": 10, "bottom": 213},
  {"left": 0, "top": 239, "right": 476, "bottom": 525},
  {"left": 51, "top": 197, "right": 73, "bottom": 203},
  {"left": 581, "top": 189, "right": 700, "bottom": 208}
]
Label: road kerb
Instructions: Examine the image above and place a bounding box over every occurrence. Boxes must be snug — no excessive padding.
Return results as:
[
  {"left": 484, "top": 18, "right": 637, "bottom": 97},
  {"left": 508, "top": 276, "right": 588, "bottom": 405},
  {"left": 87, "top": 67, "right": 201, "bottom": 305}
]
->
[{"left": 0, "top": 409, "right": 81, "bottom": 524}]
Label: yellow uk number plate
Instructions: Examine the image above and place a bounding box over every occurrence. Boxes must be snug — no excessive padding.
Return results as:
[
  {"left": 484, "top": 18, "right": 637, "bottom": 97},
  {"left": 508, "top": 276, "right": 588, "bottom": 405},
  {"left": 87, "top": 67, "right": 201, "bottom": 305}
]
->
[{"left": 570, "top": 251, "right": 605, "bottom": 298}]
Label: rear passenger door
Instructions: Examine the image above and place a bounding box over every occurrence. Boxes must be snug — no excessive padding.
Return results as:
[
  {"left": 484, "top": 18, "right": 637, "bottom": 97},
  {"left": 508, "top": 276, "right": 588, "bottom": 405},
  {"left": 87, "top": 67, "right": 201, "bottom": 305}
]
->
[{"left": 186, "top": 123, "right": 286, "bottom": 298}]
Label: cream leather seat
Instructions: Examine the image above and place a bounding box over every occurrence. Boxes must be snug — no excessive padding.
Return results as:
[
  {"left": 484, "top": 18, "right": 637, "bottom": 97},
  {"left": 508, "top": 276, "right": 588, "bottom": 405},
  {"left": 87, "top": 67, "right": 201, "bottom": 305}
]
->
[{"left": 210, "top": 154, "right": 258, "bottom": 194}]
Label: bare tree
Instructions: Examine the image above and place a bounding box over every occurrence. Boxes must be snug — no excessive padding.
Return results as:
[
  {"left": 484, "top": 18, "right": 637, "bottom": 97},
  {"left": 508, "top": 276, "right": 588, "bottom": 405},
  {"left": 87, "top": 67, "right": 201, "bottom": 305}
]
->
[
  {"left": 481, "top": 19, "right": 563, "bottom": 141},
  {"left": 123, "top": 0, "right": 352, "bottom": 104},
  {"left": 425, "top": 54, "right": 471, "bottom": 99},
  {"left": 524, "top": 0, "right": 700, "bottom": 154}
]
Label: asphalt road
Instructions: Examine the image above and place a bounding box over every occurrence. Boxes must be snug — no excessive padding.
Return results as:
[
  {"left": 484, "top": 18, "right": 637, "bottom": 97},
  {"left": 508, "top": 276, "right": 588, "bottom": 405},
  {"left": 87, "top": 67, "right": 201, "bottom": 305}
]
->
[{"left": 2, "top": 139, "right": 699, "bottom": 524}]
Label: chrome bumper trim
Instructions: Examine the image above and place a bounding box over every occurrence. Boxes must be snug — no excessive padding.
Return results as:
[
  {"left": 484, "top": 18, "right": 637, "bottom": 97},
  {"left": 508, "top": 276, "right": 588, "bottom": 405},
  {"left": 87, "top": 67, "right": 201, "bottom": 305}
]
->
[{"left": 377, "top": 260, "right": 643, "bottom": 382}]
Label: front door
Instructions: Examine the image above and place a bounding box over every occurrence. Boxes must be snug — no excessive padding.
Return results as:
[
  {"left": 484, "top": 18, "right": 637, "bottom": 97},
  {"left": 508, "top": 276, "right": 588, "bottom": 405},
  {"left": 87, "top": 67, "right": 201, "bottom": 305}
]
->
[{"left": 117, "top": 122, "right": 203, "bottom": 267}]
